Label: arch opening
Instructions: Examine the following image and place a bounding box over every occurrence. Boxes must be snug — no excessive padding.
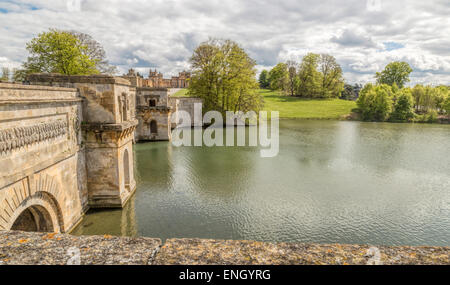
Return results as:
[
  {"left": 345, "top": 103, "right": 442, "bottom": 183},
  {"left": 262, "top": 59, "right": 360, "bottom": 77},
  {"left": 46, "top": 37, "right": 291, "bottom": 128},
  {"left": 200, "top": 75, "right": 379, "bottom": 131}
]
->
[
  {"left": 124, "top": 149, "right": 131, "bottom": 192},
  {"left": 150, "top": 120, "right": 158, "bottom": 134},
  {"left": 11, "top": 205, "right": 54, "bottom": 233}
]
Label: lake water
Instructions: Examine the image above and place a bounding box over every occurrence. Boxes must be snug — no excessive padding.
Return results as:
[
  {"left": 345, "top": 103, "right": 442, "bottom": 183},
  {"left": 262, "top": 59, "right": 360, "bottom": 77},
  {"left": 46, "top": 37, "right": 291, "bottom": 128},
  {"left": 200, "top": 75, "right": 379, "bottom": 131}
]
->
[{"left": 73, "top": 120, "right": 450, "bottom": 246}]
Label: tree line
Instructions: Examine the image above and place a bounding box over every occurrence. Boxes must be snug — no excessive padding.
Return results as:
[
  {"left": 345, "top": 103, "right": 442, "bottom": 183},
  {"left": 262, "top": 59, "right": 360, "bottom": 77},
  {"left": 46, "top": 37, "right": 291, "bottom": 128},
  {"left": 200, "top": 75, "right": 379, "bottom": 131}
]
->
[
  {"left": 357, "top": 62, "right": 450, "bottom": 122},
  {"left": 259, "top": 53, "right": 345, "bottom": 98},
  {"left": 2, "top": 31, "right": 449, "bottom": 121}
]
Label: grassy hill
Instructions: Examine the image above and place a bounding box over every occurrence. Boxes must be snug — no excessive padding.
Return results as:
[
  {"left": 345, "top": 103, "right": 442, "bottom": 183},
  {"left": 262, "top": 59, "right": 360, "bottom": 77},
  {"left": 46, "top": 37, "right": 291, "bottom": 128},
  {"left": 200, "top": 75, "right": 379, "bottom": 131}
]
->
[{"left": 260, "top": 89, "right": 357, "bottom": 120}]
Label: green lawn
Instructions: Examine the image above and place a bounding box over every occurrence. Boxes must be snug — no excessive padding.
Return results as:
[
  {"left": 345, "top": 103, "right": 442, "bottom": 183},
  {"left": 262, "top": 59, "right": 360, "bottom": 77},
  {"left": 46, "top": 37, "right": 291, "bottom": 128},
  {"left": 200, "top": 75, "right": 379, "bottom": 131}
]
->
[
  {"left": 260, "top": 89, "right": 357, "bottom": 120},
  {"left": 172, "top": 88, "right": 190, "bottom": 97},
  {"left": 172, "top": 88, "right": 357, "bottom": 120}
]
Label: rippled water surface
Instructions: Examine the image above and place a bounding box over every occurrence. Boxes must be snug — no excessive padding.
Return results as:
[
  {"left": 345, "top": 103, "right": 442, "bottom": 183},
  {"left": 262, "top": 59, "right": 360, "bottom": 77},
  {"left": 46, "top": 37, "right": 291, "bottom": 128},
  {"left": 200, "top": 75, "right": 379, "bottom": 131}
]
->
[{"left": 73, "top": 120, "right": 450, "bottom": 246}]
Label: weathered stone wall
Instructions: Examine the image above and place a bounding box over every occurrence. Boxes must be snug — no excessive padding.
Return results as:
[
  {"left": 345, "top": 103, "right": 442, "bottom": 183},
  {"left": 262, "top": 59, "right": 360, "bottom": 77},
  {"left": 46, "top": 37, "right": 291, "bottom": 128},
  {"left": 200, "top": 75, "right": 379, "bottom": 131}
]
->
[
  {"left": 27, "top": 74, "right": 136, "bottom": 125},
  {"left": 0, "top": 83, "right": 87, "bottom": 233},
  {"left": 1, "top": 74, "right": 139, "bottom": 235},
  {"left": 0, "top": 231, "right": 448, "bottom": 265},
  {"left": 27, "top": 74, "right": 138, "bottom": 208},
  {"left": 169, "top": 97, "right": 204, "bottom": 127}
]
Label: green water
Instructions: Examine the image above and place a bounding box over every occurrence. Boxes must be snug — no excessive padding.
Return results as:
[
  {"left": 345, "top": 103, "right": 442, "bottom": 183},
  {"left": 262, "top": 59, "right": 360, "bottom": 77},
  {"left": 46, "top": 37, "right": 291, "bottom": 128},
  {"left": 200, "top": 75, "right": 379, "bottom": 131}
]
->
[{"left": 73, "top": 120, "right": 450, "bottom": 246}]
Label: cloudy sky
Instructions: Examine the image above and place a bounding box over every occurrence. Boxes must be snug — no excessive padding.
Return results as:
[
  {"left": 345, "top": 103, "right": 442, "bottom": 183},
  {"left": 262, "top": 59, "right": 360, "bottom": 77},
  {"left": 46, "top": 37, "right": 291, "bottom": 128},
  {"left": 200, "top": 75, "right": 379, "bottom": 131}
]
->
[{"left": 0, "top": 0, "right": 449, "bottom": 85}]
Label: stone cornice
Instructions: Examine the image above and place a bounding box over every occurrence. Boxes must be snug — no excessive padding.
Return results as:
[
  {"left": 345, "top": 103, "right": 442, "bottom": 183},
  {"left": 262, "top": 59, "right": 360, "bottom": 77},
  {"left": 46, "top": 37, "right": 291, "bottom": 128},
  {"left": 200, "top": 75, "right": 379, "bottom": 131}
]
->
[{"left": 81, "top": 119, "right": 139, "bottom": 132}]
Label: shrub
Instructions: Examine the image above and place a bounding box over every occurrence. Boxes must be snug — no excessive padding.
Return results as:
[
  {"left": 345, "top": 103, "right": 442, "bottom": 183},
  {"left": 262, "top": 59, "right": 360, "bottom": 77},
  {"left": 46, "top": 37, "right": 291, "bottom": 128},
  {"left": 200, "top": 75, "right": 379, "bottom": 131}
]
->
[
  {"left": 357, "top": 84, "right": 393, "bottom": 121},
  {"left": 390, "top": 89, "right": 415, "bottom": 122}
]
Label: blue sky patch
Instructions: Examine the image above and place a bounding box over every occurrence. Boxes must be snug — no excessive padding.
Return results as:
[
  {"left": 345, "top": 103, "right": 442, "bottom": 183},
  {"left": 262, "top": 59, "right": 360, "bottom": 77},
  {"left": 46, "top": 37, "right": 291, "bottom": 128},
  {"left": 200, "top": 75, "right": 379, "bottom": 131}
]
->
[{"left": 384, "top": 42, "right": 405, "bottom": 51}]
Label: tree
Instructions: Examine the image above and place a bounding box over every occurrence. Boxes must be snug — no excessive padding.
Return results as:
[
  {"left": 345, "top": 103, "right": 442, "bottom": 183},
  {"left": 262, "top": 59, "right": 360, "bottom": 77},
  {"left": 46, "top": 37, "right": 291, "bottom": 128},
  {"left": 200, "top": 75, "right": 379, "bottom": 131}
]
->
[
  {"left": 357, "top": 84, "right": 393, "bottom": 121},
  {"left": 188, "top": 39, "right": 262, "bottom": 113},
  {"left": 296, "top": 53, "right": 322, "bottom": 98},
  {"left": 433, "top": 86, "right": 449, "bottom": 112},
  {"left": 22, "top": 29, "right": 99, "bottom": 76},
  {"left": 268, "top": 63, "right": 289, "bottom": 92},
  {"left": 69, "top": 31, "right": 117, "bottom": 75},
  {"left": 258, "top": 70, "right": 270, "bottom": 89},
  {"left": 444, "top": 96, "right": 450, "bottom": 115},
  {"left": 390, "top": 89, "right": 415, "bottom": 122},
  {"left": 319, "top": 54, "right": 344, "bottom": 98},
  {"left": 341, "top": 84, "right": 362, "bottom": 100},
  {"left": 1, "top": 67, "right": 9, "bottom": 82},
  {"left": 286, "top": 60, "right": 299, "bottom": 96},
  {"left": 412, "top": 84, "right": 425, "bottom": 112},
  {"left": 376, "top": 61, "right": 413, "bottom": 88},
  {"left": 12, "top": 69, "right": 27, "bottom": 82}
]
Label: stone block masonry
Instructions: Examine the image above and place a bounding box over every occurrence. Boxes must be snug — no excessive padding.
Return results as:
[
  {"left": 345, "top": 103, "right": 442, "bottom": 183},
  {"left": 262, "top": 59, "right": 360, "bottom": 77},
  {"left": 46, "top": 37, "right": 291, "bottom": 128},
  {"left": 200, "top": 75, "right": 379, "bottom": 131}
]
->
[{"left": 0, "top": 231, "right": 448, "bottom": 265}]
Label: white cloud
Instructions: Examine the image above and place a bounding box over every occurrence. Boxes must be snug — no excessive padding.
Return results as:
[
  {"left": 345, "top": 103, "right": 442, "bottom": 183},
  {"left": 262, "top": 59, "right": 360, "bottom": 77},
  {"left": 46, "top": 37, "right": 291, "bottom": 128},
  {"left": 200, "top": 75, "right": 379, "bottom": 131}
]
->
[{"left": 0, "top": 0, "right": 449, "bottom": 85}]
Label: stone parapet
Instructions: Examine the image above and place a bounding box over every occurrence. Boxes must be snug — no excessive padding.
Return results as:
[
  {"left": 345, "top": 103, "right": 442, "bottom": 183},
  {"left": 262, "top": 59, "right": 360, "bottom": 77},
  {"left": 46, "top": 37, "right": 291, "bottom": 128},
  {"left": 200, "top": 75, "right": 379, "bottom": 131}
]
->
[
  {"left": 27, "top": 73, "right": 132, "bottom": 87},
  {"left": 0, "top": 82, "right": 79, "bottom": 102},
  {"left": 0, "top": 231, "right": 448, "bottom": 265}
]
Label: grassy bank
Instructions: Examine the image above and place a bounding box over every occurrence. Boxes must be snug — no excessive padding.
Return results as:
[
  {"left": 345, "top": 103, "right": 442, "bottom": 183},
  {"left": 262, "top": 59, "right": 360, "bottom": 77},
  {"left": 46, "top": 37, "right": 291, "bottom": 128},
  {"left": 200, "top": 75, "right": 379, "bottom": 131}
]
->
[
  {"left": 172, "top": 89, "right": 190, "bottom": 97},
  {"left": 171, "top": 88, "right": 357, "bottom": 120},
  {"left": 260, "top": 89, "right": 357, "bottom": 119}
]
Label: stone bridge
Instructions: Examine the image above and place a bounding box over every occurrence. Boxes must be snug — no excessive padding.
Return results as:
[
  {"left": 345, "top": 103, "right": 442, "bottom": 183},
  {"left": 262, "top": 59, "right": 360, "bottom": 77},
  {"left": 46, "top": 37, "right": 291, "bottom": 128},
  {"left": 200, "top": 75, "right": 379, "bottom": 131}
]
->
[{"left": 0, "top": 75, "right": 138, "bottom": 233}]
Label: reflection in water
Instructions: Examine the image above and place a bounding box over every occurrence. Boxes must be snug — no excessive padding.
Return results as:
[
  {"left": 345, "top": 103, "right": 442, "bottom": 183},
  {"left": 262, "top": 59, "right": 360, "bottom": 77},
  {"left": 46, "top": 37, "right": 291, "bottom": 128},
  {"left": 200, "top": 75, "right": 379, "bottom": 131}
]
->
[
  {"left": 72, "top": 196, "right": 138, "bottom": 237},
  {"left": 73, "top": 120, "right": 450, "bottom": 246}
]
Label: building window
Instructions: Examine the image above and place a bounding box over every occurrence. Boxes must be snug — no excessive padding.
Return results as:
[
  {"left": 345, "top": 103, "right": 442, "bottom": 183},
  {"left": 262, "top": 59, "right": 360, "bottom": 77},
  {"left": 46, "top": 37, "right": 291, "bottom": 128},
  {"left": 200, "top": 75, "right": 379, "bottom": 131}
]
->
[
  {"left": 149, "top": 99, "right": 156, "bottom": 107},
  {"left": 150, "top": 120, "right": 158, "bottom": 134}
]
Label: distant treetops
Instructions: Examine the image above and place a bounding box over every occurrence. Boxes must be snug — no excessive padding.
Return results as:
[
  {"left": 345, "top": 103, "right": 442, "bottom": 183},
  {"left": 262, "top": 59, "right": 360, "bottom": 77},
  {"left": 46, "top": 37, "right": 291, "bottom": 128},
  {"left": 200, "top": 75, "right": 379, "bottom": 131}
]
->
[
  {"left": 6, "top": 29, "right": 116, "bottom": 82},
  {"left": 260, "top": 53, "right": 345, "bottom": 99}
]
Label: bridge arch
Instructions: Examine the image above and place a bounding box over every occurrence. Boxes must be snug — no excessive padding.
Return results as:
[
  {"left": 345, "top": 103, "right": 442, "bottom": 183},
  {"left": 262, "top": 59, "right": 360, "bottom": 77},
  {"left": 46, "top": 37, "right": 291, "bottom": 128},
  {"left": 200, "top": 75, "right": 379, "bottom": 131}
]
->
[{"left": 0, "top": 175, "right": 65, "bottom": 233}]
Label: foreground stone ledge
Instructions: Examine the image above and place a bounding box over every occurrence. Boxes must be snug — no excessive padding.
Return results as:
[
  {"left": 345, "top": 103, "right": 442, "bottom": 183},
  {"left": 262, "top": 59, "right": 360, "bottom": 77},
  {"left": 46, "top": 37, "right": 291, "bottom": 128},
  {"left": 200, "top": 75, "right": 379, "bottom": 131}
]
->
[
  {"left": 0, "top": 231, "right": 161, "bottom": 265},
  {"left": 155, "top": 239, "right": 449, "bottom": 265},
  {"left": 0, "top": 232, "right": 448, "bottom": 265}
]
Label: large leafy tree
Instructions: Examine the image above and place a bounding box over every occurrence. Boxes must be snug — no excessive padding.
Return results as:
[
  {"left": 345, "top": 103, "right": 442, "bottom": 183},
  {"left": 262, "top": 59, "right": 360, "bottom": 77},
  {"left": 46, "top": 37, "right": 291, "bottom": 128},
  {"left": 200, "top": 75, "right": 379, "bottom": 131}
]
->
[
  {"left": 23, "top": 29, "right": 99, "bottom": 76},
  {"left": 258, "top": 70, "right": 270, "bottom": 89},
  {"left": 319, "top": 54, "right": 345, "bottom": 98},
  {"left": 376, "top": 61, "right": 413, "bottom": 88},
  {"left": 286, "top": 60, "right": 298, "bottom": 96},
  {"left": 69, "top": 31, "right": 117, "bottom": 75},
  {"left": 188, "top": 39, "right": 262, "bottom": 113},
  {"left": 296, "top": 53, "right": 322, "bottom": 98},
  {"left": 268, "top": 63, "right": 289, "bottom": 92}
]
